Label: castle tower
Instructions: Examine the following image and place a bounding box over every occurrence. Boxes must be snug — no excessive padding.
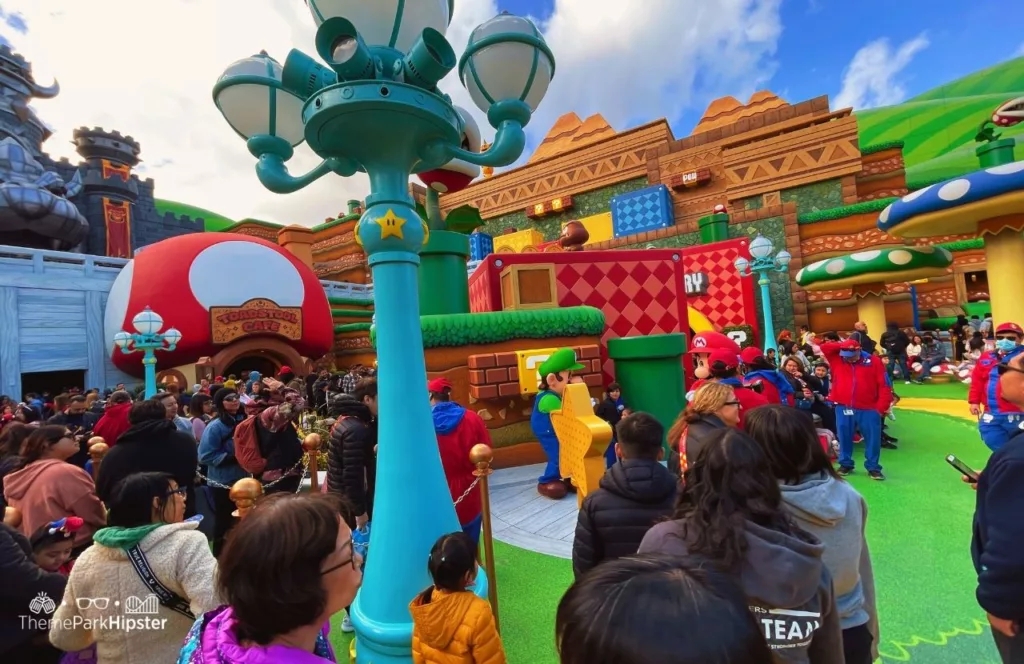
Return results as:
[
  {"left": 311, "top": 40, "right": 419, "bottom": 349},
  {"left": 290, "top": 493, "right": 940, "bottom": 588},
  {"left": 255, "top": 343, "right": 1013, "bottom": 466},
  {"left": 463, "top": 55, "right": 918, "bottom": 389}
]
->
[
  {"left": 0, "top": 43, "right": 59, "bottom": 160},
  {"left": 73, "top": 127, "right": 141, "bottom": 258}
]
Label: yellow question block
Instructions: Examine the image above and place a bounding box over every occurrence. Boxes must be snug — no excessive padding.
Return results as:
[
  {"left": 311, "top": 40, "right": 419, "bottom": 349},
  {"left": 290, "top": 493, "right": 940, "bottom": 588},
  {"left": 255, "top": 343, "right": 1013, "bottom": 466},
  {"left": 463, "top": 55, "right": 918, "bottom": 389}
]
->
[
  {"left": 515, "top": 347, "right": 559, "bottom": 395},
  {"left": 493, "top": 228, "right": 544, "bottom": 253},
  {"left": 552, "top": 382, "right": 612, "bottom": 507},
  {"left": 565, "top": 211, "right": 613, "bottom": 245}
]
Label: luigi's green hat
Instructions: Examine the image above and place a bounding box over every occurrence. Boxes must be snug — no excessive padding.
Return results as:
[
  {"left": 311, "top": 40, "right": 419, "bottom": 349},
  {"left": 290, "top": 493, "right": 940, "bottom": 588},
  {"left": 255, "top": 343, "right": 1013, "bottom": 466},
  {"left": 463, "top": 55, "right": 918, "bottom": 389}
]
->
[{"left": 538, "top": 348, "right": 586, "bottom": 377}]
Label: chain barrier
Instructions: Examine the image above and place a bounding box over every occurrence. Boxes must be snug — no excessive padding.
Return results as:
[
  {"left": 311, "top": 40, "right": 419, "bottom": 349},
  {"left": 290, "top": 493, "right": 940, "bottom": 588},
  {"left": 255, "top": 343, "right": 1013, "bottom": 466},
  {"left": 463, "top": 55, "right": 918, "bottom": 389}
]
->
[
  {"left": 453, "top": 477, "right": 481, "bottom": 507},
  {"left": 195, "top": 456, "right": 307, "bottom": 494}
]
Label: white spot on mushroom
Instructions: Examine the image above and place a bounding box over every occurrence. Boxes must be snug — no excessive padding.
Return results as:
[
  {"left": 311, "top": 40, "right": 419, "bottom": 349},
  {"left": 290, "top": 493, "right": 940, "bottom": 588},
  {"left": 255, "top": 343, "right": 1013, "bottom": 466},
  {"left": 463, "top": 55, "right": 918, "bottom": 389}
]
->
[
  {"left": 806, "top": 259, "right": 827, "bottom": 272},
  {"left": 889, "top": 249, "right": 913, "bottom": 265},
  {"left": 825, "top": 259, "right": 846, "bottom": 275},
  {"left": 850, "top": 250, "right": 882, "bottom": 262},
  {"left": 986, "top": 161, "right": 1024, "bottom": 175},
  {"left": 938, "top": 179, "right": 971, "bottom": 201},
  {"left": 879, "top": 204, "right": 892, "bottom": 224},
  {"left": 795, "top": 268, "right": 805, "bottom": 281},
  {"left": 902, "top": 185, "right": 933, "bottom": 203}
]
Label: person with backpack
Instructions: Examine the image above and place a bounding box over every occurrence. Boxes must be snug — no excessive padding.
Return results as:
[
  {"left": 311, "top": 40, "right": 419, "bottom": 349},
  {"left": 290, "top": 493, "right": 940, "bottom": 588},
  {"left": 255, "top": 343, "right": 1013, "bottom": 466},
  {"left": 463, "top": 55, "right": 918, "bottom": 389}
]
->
[
  {"left": 198, "top": 388, "right": 247, "bottom": 556},
  {"left": 231, "top": 387, "right": 306, "bottom": 495}
]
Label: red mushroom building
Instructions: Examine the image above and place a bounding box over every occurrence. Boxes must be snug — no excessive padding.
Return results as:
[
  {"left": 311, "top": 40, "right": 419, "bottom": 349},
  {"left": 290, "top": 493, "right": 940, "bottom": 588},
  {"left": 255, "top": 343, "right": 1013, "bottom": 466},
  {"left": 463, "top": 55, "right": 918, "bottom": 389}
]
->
[{"left": 103, "top": 233, "right": 334, "bottom": 385}]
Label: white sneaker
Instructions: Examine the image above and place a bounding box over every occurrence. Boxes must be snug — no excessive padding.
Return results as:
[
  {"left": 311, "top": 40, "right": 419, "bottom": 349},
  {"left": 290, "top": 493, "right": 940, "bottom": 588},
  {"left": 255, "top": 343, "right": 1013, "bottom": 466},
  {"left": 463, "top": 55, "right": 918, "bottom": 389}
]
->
[
  {"left": 341, "top": 616, "right": 354, "bottom": 633},
  {"left": 904, "top": 380, "right": 911, "bottom": 385}
]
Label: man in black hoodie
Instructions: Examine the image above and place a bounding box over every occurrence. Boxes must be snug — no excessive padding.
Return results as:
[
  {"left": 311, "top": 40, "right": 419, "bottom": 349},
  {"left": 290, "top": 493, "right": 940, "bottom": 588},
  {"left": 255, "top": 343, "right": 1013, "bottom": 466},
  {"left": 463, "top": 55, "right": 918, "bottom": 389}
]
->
[
  {"left": 327, "top": 380, "right": 378, "bottom": 529},
  {"left": 95, "top": 398, "right": 199, "bottom": 518},
  {"left": 880, "top": 322, "right": 912, "bottom": 385},
  {"left": 572, "top": 412, "right": 677, "bottom": 579},
  {"left": 973, "top": 349, "right": 1024, "bottom": 662}
]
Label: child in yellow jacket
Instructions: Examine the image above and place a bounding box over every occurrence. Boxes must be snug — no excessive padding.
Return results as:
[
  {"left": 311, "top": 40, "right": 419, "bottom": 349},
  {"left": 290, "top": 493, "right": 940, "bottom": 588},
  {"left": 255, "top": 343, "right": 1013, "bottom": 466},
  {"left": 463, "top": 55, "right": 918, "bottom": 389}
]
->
[{"left": 409, "top": 532, "right": 506, "bottom": 664}]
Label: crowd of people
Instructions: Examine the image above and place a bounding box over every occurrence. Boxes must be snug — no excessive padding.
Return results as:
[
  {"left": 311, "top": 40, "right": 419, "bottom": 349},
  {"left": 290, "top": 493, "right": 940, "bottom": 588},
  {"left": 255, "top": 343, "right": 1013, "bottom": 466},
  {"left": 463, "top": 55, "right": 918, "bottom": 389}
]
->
[{"left": 1, "top": 312, "right": 1022, "bottom": 663}]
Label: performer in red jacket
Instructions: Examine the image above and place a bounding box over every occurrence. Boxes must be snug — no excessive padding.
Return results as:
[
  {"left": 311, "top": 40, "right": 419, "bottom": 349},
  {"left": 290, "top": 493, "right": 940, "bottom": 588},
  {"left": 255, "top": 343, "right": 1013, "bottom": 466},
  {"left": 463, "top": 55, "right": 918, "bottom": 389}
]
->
[
  {"left": 821, "top": 338, "right": 892, "bottom": 480},
  {"left": 740, "top": 346, "right": 795, "bottom": 406},
  {"left": 428, "top": 378, "right": 492, "bottom": 543},
  {"left": 967, "top": 322, "right": 1024, "bottom": 451},
  {"left": 90, "top": 390, "right": 133, "bottom": 446}
]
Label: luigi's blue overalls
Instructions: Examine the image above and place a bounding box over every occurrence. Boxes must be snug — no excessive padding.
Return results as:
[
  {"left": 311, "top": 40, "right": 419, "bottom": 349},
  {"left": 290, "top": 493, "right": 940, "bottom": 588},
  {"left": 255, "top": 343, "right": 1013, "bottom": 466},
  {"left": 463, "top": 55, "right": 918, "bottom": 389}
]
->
[{"left": 529, "top": 348, "right": 587, "bottom": 486}]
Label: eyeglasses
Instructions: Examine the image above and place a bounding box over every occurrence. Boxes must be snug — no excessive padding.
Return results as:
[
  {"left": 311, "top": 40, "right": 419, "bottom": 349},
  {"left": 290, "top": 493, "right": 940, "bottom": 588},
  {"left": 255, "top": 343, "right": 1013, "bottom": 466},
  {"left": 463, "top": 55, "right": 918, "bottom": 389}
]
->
[
  {"left": 165, "top": 486, "right": 187, "bottom": 498},
  {"left": 320, "top": 538, "right": 358, "bottom": 575},
  {"left": 222, "top": 395, "right": 240, "bottom": 402},
  {"left": 76, "top": 597, "right": 109, "bottom": 610},
  {"left": 723, "top": 400, "right": 742, "bottom": 407},
  {"left": 996, "top": 363, "right": 1024, "bottom": 376},
  {"left": 996, "top": 336, "right": 1020, "bottom": 342}
]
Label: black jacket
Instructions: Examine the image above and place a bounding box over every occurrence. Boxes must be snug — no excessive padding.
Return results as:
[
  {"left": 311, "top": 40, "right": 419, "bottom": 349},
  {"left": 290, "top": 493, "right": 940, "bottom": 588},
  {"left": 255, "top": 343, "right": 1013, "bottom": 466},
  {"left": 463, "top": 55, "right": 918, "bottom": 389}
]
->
[
  {"left": 327, "top": 398, "right": 377, "bottom": 517},
  {"left": 255, "top": 420, "right": 303, "bottom": 473},
  {"left": 0, "top": 523, "right": 66, "bottom": 655},
  {"left": 851, "top": 330, "right": 878, "bottom": 354},
  {"left": 572, "top": 458, "right": 678, "bottom": 578},
  {"left": 880, "top": 328, "right": 911, "bottom": 356},
  {"left": 668, "top": 414, "right": 728, "bottom": 478},
  {"left": 973, "top": 431, "right": 1024, "bottom": 621},
  {"left": 95, "top": 419, "right": 198, "bottom": 517},
  {"left": 594, "top": 397, "right": 626, "bottom": 430}
]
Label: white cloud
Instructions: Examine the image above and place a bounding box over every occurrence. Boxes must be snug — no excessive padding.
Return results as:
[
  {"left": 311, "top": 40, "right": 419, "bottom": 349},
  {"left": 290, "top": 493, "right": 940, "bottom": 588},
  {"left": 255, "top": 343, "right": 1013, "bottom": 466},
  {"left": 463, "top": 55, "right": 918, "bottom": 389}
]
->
[
  {"left": 833, "top": 34, "right": 929, "bottom": 111},
  {"left": 3, "top": 0, "right": 782, "bottom": 226}
]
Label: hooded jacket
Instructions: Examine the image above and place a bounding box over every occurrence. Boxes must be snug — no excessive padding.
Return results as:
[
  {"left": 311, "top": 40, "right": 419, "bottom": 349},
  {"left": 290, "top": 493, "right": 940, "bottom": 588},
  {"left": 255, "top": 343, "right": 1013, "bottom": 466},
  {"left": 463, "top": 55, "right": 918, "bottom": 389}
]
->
[
  {"left": 327, "top": 397, "right": 376, "bottom": 517},
  {"left": 639, "top": 519, "right": 844, "bottom": 663},
  {"left": 409, "top": 588, "right": 506, "bottom": 664},
  {"left": 820, "top": 342, "right": 892, "bottom": 414},
  {"left": 715, "top": 377, "right": 769, "bottom": 427},
  {"left": 744, "top": 369, "right": 796, "bottom": 406},
  {"left": 0, "top": 522, "right": 66, "bottom": 656},
  {"left": 3, "top": 459, "right": 106, "bottom": 546},
  {"left": 96, "top": 419, "right": 199, "bottom": 516},
  {"left": 50, "top": 520, "right": 219, "bottom": 664},
  {"left": 432, "top": 401, "right": 491, "bottom": 525},
  {"left": 92, "top": 401, "right": 133, "bottom": 446},
  {"left": 780, "top": 472, "right": 878, "bottom": 656},
  {"left": 880, "top": 325, "right": 910, "bottom": 356},
  {"left": 572, "top": 458, "right": 678, "bottom": 578},
  {"left": 199, "top": 413, "right": 248, "bottom": 486},
  {"left": 179, "top": 605, "right": 335, "bottom": 663}
]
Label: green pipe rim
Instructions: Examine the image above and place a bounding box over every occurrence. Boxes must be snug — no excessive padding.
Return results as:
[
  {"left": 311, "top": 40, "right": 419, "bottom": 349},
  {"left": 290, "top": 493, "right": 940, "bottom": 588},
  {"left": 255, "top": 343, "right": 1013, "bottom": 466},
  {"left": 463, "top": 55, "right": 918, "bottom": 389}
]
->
[{"left": 607, "top": 333, "right": 688, "bottom": 360}]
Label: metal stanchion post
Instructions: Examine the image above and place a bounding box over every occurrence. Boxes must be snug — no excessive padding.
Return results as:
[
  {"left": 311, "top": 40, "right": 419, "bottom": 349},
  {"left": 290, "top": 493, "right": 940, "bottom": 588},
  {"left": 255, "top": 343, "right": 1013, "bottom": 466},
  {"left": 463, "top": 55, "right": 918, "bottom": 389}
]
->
[
  {"left": 230, "top": 478, "right": 264, "bottom": 519},
  {"left": 469, "top": 443, "right": 499, "bottom": 632},
  {"left": 87, "top": 437, "right": 109, "bottom": 481},
  {"left": 303, "top": 433, "right": 323, "bottom": 492}
]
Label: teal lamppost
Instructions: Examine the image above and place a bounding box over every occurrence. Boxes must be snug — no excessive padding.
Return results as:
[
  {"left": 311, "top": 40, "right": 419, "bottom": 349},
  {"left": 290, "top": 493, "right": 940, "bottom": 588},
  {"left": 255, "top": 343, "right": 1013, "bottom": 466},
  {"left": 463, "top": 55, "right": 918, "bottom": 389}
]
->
[
  {"left": 212, "top": 3, "right": 554, "bottom": 662},
  {"left": 113, "top": 307, "right": 181, "bottom": 399},
  {"left": 734, "top": 234, "right": 791, "bottom": 353}
]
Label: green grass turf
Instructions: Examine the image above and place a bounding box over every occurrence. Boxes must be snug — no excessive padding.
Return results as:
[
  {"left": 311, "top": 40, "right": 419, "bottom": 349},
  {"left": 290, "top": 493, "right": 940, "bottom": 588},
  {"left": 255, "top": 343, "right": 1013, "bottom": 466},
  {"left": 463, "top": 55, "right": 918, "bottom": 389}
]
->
[
  {"left": 331, "top": 404, "right": 1000, "bottom": 663},
  {"left": 894, "top": 380, "right": 970, "bottom": 401}
]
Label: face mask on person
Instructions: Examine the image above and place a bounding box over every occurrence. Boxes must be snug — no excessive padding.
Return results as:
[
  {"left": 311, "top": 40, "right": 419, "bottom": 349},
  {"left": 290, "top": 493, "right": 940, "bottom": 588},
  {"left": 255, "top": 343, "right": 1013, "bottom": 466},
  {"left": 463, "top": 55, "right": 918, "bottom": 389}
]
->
[{"left": 996, "top": 338, "right": 1018, "bottom": 353}]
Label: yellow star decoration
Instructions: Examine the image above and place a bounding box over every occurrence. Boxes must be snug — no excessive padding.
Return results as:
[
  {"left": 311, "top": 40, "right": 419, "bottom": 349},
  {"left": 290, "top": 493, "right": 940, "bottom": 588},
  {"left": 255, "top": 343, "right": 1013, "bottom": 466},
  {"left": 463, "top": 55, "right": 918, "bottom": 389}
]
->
[
  {"left": 551, "top": 382, "right": 612, "bottom": 508},
  {"left": 376, "top": 209, "right": 406, "bottom": 240},
  {"left": 421, "top": 219, "right": 430, "bottom": 246}
]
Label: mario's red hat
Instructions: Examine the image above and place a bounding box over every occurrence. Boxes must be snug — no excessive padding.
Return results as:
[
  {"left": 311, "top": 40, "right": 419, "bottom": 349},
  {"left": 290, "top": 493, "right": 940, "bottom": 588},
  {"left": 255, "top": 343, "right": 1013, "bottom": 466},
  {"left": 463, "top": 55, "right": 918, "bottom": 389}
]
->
[
  {"left": 277, "top": 366, "right": 293, "bottom": 376},
  {"left": 427, "top": 377, "right": 453, "bottom": 393},
  {"left": 708, "top": 348, "right": 739, "bottom": 371},
  {"left": 688, "top": 331, "right": 741, "bottom": 355},
  {"left": 996, "top": 322, "right": 1024, "bottom": 336},
  {"left": 740, "top": 346, "right": 764, "bottom": 366},
  {"left": 839, "top": 338, "right": 861, "bottom": 351}
]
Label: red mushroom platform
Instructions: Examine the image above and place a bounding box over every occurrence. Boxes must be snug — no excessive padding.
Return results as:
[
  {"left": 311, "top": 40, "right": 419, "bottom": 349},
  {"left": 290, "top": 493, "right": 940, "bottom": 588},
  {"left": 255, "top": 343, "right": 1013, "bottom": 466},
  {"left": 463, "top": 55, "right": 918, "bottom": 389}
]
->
[{"left": 103, "top": 233, "right": 334, "bottom": 379}]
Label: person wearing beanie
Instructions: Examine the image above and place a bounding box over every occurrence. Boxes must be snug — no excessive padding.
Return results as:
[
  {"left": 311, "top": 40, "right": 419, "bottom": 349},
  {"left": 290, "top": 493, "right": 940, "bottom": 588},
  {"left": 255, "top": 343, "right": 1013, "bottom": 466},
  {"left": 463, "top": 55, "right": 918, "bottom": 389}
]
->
[
  {"left": 741, "top": 347, "right": 795, "bottom": 406},
  {"left": 198, "top": 388, "right": 247, "bottom": 556}
]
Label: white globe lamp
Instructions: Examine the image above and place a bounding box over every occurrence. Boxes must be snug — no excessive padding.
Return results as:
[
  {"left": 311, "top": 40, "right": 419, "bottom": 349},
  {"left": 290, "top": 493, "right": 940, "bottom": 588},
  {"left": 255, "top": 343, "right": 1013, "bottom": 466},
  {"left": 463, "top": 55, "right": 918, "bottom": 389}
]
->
[
  {"left": 460, "top": 13, "right": 554, "bottom": 114},
  {"left": 213, "top": 52, "right": 306, "bottom": 146},
  {"left": 132, "top": 307, "right": 163, "bottom": 336}
]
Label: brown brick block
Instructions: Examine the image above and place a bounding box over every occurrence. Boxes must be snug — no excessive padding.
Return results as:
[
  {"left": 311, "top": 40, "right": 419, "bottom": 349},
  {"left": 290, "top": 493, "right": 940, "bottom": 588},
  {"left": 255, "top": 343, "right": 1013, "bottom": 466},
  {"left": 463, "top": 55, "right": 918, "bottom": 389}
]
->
[
  {"left": 469, "top": 384, "right": 497, "bottom": 400},
  {"left": 468, "top": 369, "right": 487, "bottom": 384},
  {"left": 571, "top": 346, "right": 582, "bottom": 356},
  {"left": 498, "top": 382, "right": 520, "bottom": 397},
  {"left": 734, "top": 118, "right": 750, "bottom": 134},
  {"left": 468, "top": 354, "right": 496, "bottom": 369},
  {"left": 748, "top": 113, "right": 765, "bottom": 130},
  {"left": 792, "top": 101, "right": 813, "bottom": 116},
  {"left": 508, "top": 367, "right": 519, "bottom": 380},
  {"left": 705, "top": 127, "right": 723, "bottom": 143},
  {"left": 811, "top": 96, "right": 830, "bottom": 112},
  {"left": 583, "top": 374, "right": 603, "bottom": 387},
  {"left": 779, "top": 105, "right": 796, "bottom": 122},
  {"left": 761, "top": 109, "right": 780, "bottom": 126},
  {"left": 494, "top": 352, "right": 517, "bottom": 367},
  {"left": 767, "top": 204, "right": 783, "bottom": 218},
  {"left": 579, "top": 345, "right": 601, "bottom": 359},
  {"left": 591, "top": 359, "right": 603, "bottom": 372},
  {"left": 485, "top": 368, "right": 508, "bottom": 383}
]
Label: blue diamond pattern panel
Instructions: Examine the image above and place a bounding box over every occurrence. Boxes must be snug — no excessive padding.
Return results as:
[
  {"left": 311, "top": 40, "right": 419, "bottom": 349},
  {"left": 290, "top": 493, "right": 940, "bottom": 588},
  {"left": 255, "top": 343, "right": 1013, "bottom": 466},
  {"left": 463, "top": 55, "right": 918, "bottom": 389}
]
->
[
  {"left": 610, "top": 184, "right": 674, "bottom": 238},
  {"left": 469, "top": 232, "right": 494, "bottom": 261}
]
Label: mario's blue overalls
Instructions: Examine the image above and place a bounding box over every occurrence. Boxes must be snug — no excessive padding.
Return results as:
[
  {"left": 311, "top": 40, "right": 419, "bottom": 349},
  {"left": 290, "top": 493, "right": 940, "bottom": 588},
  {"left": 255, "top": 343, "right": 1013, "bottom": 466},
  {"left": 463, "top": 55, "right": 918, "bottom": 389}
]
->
[
  {"left": 979, "top": 345, "right": 1024, "bottom": 451},
  {"left": 530, "top": 390, "right": 562, "bottom": 484}
]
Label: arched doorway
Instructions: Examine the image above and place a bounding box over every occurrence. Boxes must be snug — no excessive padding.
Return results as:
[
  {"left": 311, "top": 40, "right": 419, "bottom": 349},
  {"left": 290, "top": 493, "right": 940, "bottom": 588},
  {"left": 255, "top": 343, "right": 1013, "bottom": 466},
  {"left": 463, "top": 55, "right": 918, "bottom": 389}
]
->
[{"left": 211, "top": 337, "right": 306, "bottom": 381}]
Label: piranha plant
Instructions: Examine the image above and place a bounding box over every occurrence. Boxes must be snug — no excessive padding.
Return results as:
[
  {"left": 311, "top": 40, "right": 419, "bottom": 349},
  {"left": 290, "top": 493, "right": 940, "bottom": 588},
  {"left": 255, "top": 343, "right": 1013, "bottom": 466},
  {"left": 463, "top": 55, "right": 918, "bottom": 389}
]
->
[
  {"left": 415, "top": 105, "right": 486, "bottom": 315},
  {"left": 975, "top": 96, "right": 1024, "bottom": 167}
]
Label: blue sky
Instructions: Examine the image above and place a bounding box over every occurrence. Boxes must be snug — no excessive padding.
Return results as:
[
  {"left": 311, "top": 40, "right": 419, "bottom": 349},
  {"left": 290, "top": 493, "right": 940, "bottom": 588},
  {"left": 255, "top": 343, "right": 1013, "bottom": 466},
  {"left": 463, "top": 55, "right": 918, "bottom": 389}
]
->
[{"left": 499, "top": 0, "right": 1023, "bottom": 137}]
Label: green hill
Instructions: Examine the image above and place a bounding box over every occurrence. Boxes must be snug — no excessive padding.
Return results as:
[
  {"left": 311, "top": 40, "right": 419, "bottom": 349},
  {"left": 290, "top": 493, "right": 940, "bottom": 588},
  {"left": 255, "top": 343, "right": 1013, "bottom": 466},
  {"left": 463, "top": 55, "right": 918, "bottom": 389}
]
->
[
  {"left": 856, "top": 57, "right": 1024, "bottom": 187},
  {"left": 154, "top": 199, "right": 237, "bottom": 231}
]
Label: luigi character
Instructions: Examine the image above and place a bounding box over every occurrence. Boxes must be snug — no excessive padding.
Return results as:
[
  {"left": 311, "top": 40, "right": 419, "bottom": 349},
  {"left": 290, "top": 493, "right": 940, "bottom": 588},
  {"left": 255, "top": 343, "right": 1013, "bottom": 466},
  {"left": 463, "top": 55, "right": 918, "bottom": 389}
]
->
[{"left": 530, "top": 348, "right": 586, "bottom": 499}]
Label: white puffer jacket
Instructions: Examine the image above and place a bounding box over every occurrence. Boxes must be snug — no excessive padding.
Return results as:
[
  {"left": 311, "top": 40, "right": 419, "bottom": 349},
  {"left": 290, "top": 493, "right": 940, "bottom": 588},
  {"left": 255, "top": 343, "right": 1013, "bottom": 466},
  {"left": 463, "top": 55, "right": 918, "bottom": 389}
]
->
[{"left": 49, "top": 520, "right": 220, "bottom": 664}]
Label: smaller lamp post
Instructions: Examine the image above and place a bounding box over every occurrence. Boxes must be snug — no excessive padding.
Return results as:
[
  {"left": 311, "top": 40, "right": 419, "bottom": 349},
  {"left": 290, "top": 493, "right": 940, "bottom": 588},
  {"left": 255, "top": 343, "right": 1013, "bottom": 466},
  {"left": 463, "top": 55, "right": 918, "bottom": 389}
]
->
[
  {"left": 734, "top": 234, "right": 791, "bottom": 353},
  {"left": 113, "top": 307, "right": 181, "bottom": 399}
]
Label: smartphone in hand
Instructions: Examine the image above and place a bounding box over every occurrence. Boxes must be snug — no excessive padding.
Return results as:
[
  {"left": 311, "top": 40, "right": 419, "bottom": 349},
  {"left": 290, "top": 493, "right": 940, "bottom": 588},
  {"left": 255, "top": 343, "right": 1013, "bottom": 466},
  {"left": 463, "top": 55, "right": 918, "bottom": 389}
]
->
[{"left": 946, "top": 454, "right": 979, "bottom": 483}]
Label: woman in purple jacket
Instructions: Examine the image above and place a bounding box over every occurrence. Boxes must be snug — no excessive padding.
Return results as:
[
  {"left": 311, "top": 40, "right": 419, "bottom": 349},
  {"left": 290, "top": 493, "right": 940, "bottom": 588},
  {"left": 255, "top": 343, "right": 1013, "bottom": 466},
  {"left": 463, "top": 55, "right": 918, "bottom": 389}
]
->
[{"left": 178, "top": 493, "right": 362, "bottom": 663}]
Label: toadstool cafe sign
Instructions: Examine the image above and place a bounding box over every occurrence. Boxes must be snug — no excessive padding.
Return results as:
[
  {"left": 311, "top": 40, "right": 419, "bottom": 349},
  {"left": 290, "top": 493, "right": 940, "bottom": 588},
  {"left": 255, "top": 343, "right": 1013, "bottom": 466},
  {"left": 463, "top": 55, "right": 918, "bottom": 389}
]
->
[{"left": 210, "top": 298, "right": 303, "bottom": 344}]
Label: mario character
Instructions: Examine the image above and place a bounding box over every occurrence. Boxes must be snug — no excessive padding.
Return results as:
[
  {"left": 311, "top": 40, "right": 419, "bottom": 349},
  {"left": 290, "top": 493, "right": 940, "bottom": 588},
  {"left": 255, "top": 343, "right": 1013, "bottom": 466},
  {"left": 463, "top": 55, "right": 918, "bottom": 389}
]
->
[
  {"left": 820, "top": 338, "right": 893, "bottom": 480},
  {"left": 687, "top": 331, "right": 742, "bottom": 391},
  {"left": 968, "top": 322, "right": 1024, "bottom": 451},
  {"left": 741, "top": 346, "right": 795, "bottom": 406},
  {"left": 700, "top": 348, "right": 768, "bottom": 427},
  {"left": 531, "top": 348, "right": 586, "bottom": 499}
]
